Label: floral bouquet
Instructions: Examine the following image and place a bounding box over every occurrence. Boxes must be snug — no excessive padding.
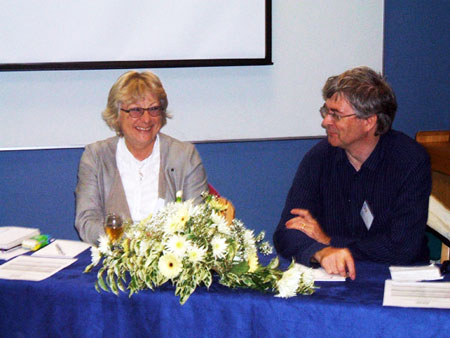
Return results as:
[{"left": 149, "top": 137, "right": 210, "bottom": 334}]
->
[{"left": 85, "top": 192, "right": 315, "bottom": 304}]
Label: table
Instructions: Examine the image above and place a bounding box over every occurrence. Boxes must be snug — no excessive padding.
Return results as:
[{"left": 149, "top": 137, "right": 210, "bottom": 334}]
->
[{"left": 0, "top": 251, "right": 449, "bottom": 338}]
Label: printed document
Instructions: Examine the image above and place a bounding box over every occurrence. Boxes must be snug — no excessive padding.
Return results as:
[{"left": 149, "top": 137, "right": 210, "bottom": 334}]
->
[
  {"left": 0, "top": 255, "right": 76, "bottom": 281},
  {"left": 383, "top": 279, "right": 450, "bottom": 309}
]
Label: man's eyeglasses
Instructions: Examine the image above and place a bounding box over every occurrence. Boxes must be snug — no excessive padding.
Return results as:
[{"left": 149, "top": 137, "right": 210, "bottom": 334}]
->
[
  {"left": 319, "top": 105, "right": 356, "bottom": 122},
  {"left": 120, "top": 106, "right": 163, "bottom": 118}
]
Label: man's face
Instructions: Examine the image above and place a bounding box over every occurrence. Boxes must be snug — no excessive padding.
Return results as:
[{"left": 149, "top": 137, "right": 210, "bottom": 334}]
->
[{"left": 321, "top": 94, "right": 368, "bottom": 150}]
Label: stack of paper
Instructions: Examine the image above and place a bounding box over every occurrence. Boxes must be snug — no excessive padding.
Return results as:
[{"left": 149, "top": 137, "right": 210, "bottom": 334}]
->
[
  {"left": 0, "top": 226, "right": 40, "bottom": 250},
  {"left": 389, "top": 265, "right": 443, "bottom": 282}
]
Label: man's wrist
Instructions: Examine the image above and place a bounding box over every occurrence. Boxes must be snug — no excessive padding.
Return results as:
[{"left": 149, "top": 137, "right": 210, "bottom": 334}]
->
[{"left": 313, "top": 246, "right": 330, "bottom": 263}]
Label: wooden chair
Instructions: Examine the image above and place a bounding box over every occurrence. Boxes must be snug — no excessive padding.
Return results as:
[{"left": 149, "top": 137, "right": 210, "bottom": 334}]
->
[
  {"left": 208, "top": 184, "right": 236, "bottom": 225},
  {"left": 416, "top": 131, "right": 450, "bottom": 262}
]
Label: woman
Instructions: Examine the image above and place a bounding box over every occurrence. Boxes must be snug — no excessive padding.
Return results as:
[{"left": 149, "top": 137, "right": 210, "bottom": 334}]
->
[{"left": 75, "top": 71, "right": 208, "bottom": 244}]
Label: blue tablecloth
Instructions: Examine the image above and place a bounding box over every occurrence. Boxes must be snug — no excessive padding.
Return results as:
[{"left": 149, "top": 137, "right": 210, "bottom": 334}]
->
[{"left": 0, "top": 251, "right": 449, "bottom": 337}]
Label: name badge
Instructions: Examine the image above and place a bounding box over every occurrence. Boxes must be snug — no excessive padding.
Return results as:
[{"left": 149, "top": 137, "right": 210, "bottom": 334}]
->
[{"left": 360, "top": 200, "right": 374, "bottom": 230}]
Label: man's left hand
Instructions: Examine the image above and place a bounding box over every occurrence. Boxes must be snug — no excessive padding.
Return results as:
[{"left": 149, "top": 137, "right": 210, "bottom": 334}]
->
[{"left": 285, "top": 208, "right": 331, "bottom": 245}]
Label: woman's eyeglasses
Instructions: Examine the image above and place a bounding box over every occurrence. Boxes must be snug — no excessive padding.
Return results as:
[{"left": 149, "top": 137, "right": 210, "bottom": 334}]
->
[{"left": 120, "top": 106, "right": 163, "bottom": 118}]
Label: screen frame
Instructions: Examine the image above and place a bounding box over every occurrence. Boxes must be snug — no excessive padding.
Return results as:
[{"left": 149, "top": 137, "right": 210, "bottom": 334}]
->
[{"left": 0, "top": 1, "right": 272, "bottom": 72}]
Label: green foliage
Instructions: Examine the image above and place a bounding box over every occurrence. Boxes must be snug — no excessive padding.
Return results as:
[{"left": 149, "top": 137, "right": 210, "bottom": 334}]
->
[{"left": 85, "top": 193, "right": 315, "bottom": 304}]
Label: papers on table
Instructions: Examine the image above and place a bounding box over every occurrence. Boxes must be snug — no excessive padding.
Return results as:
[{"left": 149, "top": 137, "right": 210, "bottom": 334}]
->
[
  {"left": 389, "top": 264, "right": 443, "bottom": 282},
  {"left": 0, "top": 238, "right": 90, "bottom": 281},
  {"left": 383, "top": 280, "right": 450, "bottom": 309},
  {"left": 0, "top": 255, "right": 77, "bottom": 281},
  {"left": 385, "top": 264, "right": 449, "bottom": 309},
  {"left": 296, "top": 264, "right": 346, "bottom": 281},
  {"left": 0, "top": 247, "right": 30, "bottom": 261},
  {"left": 0, "top": 226, "right": 40, "bottom": 250},
  {"left": 32, "top": 239, "right": 91, "bottom": 259},
  {"left": 311, "top": 267, "right": 346, "bottom": 281}
]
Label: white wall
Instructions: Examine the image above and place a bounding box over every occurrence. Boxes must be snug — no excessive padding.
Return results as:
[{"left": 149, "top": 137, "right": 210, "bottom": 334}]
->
[{"left": 0, "top": 1, "right": 383, "bottom": 150}]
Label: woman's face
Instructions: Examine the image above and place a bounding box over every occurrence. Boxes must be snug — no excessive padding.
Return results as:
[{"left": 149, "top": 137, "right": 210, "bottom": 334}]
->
[{"left": 118, "top": 93, "right": 163, "bottom": 158}]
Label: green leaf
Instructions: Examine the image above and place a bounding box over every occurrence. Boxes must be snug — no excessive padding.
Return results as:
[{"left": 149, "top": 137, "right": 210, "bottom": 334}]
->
[
  {"left": 97, "top": 274, "right": 109, "bottom": 292},
  {"left": 266, "top": 257, "right": 280, "bottom": 269},
  {"left": 117, "top": 278, "right": 126, "bottom": 292},
  {"left": 84, "top": 264, "right": 94, "bottom": 273},
  {"left": 230, "top": 261, "right": 249, "bottom": 275}
]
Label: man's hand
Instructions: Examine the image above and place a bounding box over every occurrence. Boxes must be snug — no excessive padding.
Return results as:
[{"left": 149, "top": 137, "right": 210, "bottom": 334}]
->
[
  {"left": 285, "top": 208, "right": 331, "bottom": 245},
  {"left": 313, "top": 247, "right": 356, "bottom": 280}
]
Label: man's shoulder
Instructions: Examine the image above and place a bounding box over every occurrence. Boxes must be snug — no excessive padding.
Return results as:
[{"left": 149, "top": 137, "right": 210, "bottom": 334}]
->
[
  {"left": 383, "top": 130, "right": 429, "bottom": 162},
  {"left": 306, "top": 138, "right": 340, "bottom": 160}
]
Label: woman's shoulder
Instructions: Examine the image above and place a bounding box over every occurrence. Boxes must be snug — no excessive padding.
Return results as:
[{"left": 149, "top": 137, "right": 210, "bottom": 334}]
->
[
  {"left": 159, "top": 133, "right": 196, "bottom": 152},
  {"left": 85, "top": 136, "right": 119, "bottom": 153}
]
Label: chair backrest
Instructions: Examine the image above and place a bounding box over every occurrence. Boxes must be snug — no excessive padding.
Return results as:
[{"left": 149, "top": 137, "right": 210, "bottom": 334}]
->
[
  {"left": 416, "top": 131, "right": 450, "bottom": 262},
  {"left": 208, "top": 183, "right": 235, "bottom": 225}
]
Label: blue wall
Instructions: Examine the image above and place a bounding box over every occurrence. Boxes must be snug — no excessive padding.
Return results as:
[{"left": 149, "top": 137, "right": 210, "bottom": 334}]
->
[
  {"left": 384, "top": 0, "right": 450, "bottom": 137},
  {"left": 1, "top": 1, "right": 449, "bottom": 242},
  {"left": 0, "top": 138, "right": 321, "bottom": 242}
]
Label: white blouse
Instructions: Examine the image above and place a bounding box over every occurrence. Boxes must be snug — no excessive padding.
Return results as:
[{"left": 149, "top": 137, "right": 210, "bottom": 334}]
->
[{"left": 116, "top": 135, "right": 162, "bottom": 222}]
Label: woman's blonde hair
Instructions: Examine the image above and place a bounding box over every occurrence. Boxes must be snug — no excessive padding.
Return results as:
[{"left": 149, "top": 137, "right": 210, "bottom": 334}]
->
[{"left": 102, "top": 70, "right": 170, "bottom": 136}]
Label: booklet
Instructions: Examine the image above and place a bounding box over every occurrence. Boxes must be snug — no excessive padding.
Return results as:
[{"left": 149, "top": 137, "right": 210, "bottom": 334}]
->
[
  {"left": 389, "top": 264, "right": 443, "bottom": 282},
  {"left": 0, "top": 226, "right": 40, "bottom": 250}
]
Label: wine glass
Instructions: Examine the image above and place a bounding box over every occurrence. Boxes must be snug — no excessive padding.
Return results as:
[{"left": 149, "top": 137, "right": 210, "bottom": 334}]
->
[{"left": 104, "top": 213, "right": 124, "bottom": 244}]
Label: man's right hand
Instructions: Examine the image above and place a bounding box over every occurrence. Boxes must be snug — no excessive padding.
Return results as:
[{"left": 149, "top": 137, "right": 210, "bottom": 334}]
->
[{"left": 313, "top": 247, "right": 356, "bottom": 280}]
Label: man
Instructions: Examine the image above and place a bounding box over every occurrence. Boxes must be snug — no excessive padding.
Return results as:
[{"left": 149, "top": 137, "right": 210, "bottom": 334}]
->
[{"left": 273, "top": 66, "right": 431, "bottom": 279}]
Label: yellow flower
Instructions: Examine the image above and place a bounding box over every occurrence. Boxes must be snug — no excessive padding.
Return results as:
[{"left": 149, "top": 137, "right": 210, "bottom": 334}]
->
[
  {"left": 188, "top": 244, "right": 207, "bottom": 263},
  {"left": 165, "top": 207, "right": 190, "bottom": 234},
  {"left": 166, "top": 235, "right": 189, "bottom": 258},
  {"left": 158, "top": 253, "right": 182, "bottom": 279},
  {"left": 248, "top": 251, "right": 259, "bottom": 273}
]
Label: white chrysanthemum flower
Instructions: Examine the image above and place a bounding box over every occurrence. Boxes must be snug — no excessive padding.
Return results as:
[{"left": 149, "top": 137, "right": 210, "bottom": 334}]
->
[
  {"left": 164, "top": 206, "right": 190, "bottom": 234},
  {"left": 187, "top": 244, "right": 207, "bottom": 263},
  {"left": 166, "top": 234, "right": 189, "bottom": 258},
  {"left": 158, "top": 253, "right": 182, "bottom": 279},
  {"left": 211, "top": 211, "right": 231, "bottom": 235},
  {"left": 211, "top": 236, "right": 228, "bottom": 259},
  {"left": 98, "top": 235, "right": 111, "bottom": 255},
  {"left": 90, "top": 246, "right": 101, "bottom": 265},
  {"left": 243, "top": 229, "right": 256, "bottom": 247},
  {"left": 247, "top": 251, "right": 259, "bottom": 273},
  {"left": 275, "top": 264, "right": 303, "bottom": 298},
  {"left": 295, "top": 264, "right": 315, "bottom": 286}
]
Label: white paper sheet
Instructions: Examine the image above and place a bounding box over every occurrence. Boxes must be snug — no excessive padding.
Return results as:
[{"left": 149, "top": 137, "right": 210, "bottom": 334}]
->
[
  {"left": 0, "top": 255, "right": 76, "bottom": 281},
  {"left": 32, "top": 239, "right": 90, "bottom": 259},
  {"left": 389, "top": 264, "right": 443, "bottom": 282},
  {"left": 296, "top": 264, "right": 346, "bottom": 281},
  {"left": 0, "top": 247, "right": 30, "bottom": 261},
  {"left": 383, "top": 279, "right": 450, "bottom": 309}
]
